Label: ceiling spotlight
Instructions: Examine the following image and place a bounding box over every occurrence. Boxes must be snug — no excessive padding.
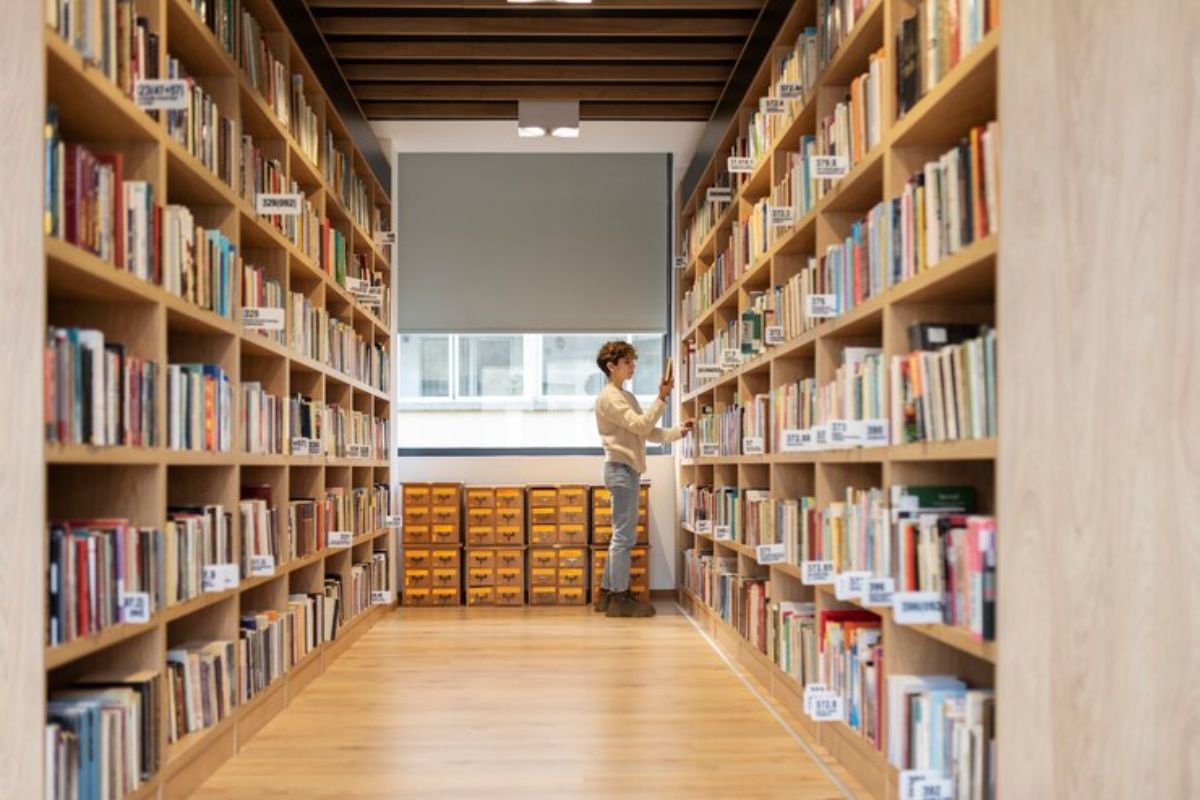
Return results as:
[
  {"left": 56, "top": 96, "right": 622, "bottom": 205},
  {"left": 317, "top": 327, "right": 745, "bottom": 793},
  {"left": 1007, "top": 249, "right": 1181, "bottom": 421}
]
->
[{"left": 517, "top": 100, "right": 580, "bottom": 139}]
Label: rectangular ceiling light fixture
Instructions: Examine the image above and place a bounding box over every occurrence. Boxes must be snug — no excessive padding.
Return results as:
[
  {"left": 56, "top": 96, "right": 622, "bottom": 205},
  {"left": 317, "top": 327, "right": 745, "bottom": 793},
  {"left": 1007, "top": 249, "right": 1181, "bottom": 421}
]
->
[{"left": 517, "top": 100, "right": 581, "bottom": 138}]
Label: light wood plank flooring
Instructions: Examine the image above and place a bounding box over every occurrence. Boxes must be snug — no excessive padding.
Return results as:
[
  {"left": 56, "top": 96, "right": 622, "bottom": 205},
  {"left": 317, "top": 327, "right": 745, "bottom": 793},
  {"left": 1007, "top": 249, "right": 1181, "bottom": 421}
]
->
[{"left": 194, "top": 603, "right": 860, "bottom": 799}]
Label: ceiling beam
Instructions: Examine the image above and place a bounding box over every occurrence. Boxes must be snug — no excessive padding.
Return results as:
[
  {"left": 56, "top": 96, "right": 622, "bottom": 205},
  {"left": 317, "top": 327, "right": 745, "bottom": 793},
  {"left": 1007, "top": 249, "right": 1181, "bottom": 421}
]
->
[
  {"left": 341, "top": 62, "right": 731, "bottom": 82},
  {"left": 317, "top": 16, "right": 753, "bottom": 36},
  {"left": 352, "top": 82, "right": 722, "bottom": 100},
  {"left": 362, "top": 100, "right": 713, "bottom": 119},
  {"left": 331, "top": 40, "right": 744, "bottom": 60},
  {"left": 309, "top": 0, "right": 761, "bottom": 9}
]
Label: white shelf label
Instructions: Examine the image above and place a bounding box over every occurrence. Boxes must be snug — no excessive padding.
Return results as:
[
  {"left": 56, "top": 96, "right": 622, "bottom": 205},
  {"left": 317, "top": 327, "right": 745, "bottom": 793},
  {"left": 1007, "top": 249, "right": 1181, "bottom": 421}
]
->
[
  {"left": 371, "top": 590, "right": 394, "bottom": 605},
  {"left": 706, "top": 186, "right": 733, "bottom": 203},
  {"left": 899, "top": 772, "right": 947, "bottom": 800},
  {"left": 770, "top": 206, "right": 796, "bottom": 226},
  {"left": 328, "top": 531, "right": 353, "bottom": 549},
  {"left": 727, "top": 156, "right": 755, "bottom": 173},
  {"left": 802, "top": 683, "right": 827, "bottom": 715},
  {"left": 835, "top": 571, "right": 871, "bottom": 601},
  {"left": 249, "top": 554, "right": 275, "bottom": 576},
  {"left": 760, "top": 96, "right": 788, "bottom": 115},
  {"left": 893, "top": 591, "right": 944, "bottom": 625},
  {"left": 384, "top": 515, "right": 403, "bottom": 528},
  {"left": 345, "top": 276, "right": 369, "bottom": 295},
  {"left": 241, "top": 306, "right": 285, "bottom": 331},
  {"left": 812, "top": 424, "right": 832, "bottom": 449},
  {"left": 202, "top": 564, "right": 239, "bottom": 593},
  {"left": 674, "top": 256, "right": 688, "bottom": 269},
  {"left": 863, "top": 419, "right": 890, "bottom": 447},
  {"left": 134, "top": 79, "right": 188, "bottom": 110},
  {"left": 809, "top": 692, "right": 845, "bottom": 722},
  {"left": 120, "top": 592, "right": 151, "bottom": 624},
  {"left": 779, "top": 428, "right": 807, "bottom": 453},
  {"left": 720, "top": 348, "right": 742, "bottom": 368},
  {"left": 778, "top": 82, "right": 805, "bottom": 99},
  {"left": 291, "top": 436, "right": 310, "bottom": 454},
  {"left": 810, "top": 154, "right": 850, "bottom": 179},
  {"left": 830, "top": 419, "right": 863, "bottom": 447},
  {"left": 700, "top": 442, "right": 721, "bottom": 458},
  {"left": 801, "top": 560, "right": 836, "bottom": 585},
  {"left": 714, "top": 524, "right": 732, "bottom": 540},
  {"left": 742, "top": 436, "right": 765, "bottom": 456},
  {"left": 308, "top": 440, "right": 322, "bottom": 456},
  {"left": 914, "top": 779, "right": 954, "bottom": 800},
  {"left": 864, "top": 577, "right": 895, "bottom": 607},
  {"left": 695, "top": 520, "right": 712, "bottom": 535},
  {"left": 696, "top": 363, "right": 722, "bottom": 378},
  {"left": 255, "top": 193, "right": 303, "bottom": 216},
  {"left": 765, "top": 326, "right": 785, "bottom": 346},
  {"left": 374, "top": 230, "right": 396, "bottom": 247},
  {"left": 806, "top": 294, "right": 839, "bottom": 318},
  {"left": 756, "top": 543, "right": 786, "bottom": 564}
]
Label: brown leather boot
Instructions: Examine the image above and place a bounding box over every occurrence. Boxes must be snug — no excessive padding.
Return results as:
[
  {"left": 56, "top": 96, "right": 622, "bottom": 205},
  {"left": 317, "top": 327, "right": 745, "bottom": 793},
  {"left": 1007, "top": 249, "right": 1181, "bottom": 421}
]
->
[
  {"left": 594, "top": 588, "right": 612, "bottom": 613},
  {"left": 605, "top": 590, "right": 656, "bottom": 618}
]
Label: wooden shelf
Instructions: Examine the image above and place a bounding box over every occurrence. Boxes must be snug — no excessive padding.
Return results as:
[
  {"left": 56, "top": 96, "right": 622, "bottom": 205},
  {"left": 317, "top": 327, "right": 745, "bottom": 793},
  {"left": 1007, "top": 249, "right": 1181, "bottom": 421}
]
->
[
  {"left": 821, "top": 0, "right": 885, "bottom": 88},
  {"left": 675, "top": 5, "right": 1000, "bottom": 798},
  {"left": 42, "top": 0, "right": 396, "bottom": 793}
]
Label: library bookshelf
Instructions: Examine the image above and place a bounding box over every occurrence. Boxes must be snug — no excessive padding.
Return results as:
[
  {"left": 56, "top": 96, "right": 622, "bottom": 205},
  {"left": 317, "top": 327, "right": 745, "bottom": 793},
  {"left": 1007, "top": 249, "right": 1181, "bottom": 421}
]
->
[
  {"left": 42, "top": 0, "right": 395, "bottom": 795},
  {"left": 675, "top": 1, "right": 998, "bottom": 798}
]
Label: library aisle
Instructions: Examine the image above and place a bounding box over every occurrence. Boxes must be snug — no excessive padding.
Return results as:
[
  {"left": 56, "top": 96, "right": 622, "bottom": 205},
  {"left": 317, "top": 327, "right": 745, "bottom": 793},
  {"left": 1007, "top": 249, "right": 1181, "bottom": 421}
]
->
[{"left": 193, "top": 604, "right": 862, "bottom": 799}]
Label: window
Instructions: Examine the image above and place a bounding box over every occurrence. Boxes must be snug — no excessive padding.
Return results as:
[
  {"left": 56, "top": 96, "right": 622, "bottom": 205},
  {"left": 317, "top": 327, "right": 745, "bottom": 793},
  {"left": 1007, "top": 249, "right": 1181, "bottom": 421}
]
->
[{"left": 397, "top": 333, "right": 667, "bottom": 450}]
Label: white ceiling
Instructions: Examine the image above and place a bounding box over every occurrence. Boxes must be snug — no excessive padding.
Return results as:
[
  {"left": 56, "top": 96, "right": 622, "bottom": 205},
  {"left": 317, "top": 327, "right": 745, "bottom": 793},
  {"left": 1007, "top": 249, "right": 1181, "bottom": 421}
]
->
[{"left": 371, "top": 119, "right": 706, "bottom": 193}]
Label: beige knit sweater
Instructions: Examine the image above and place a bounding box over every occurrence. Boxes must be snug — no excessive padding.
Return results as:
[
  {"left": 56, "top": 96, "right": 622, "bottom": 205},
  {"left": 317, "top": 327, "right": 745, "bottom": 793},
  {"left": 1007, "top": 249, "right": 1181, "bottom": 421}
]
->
[{"left": 594, "top": 383, "right": 683, "bottom": 474}]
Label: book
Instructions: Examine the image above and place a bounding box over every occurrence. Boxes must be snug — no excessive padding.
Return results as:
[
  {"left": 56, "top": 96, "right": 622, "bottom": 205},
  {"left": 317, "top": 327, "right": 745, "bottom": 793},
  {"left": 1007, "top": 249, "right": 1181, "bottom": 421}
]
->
[{"left": 891, "top": 328, "right": 996, "bottom": 444}]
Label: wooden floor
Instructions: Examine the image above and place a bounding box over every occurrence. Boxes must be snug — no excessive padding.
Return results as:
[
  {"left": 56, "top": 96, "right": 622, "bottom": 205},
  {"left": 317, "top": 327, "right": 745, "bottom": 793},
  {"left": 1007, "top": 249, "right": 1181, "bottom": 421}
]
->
[{"left": 194, "top": 602, "right": 861, "bottom": 799}]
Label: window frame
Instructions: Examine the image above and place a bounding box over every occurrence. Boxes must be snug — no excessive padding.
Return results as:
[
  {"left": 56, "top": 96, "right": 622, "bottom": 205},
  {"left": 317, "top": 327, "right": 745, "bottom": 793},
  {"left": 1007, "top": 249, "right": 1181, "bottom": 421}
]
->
[{"left": 395, "top": 156, "right": 675, "bottom": 457}]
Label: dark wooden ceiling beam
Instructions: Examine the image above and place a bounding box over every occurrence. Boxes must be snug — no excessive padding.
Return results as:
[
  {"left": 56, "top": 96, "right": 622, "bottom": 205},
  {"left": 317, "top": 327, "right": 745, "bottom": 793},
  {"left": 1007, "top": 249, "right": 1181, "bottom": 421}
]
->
[
  {"left": 362, "top": 100, "right": 713, "bottom": 119},
  {"left": 353, "top": 82, "right": 722, "bottom": 100},
  {"left": 341, "top": 62, "right": 731, "bottom": 81},
  {"left": 318, "top": 16, "right": 753, "bottom": 36},
  {"left": 309, "top": 0, "right": 761, "bottom": 9},
  {"left": 331, "top": 40, "right": 743, "bottom": 59}
]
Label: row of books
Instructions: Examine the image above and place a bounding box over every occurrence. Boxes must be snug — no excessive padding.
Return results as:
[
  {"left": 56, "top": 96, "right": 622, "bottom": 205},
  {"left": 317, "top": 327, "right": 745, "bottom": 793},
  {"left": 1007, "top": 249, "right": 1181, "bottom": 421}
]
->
[
  {"left": 240, "top": 7, "right": 290, "bottom": 126},
  {"left": 897, "top": 0, "right": 1000, "bottom": 118},
  {"left": 166, "top": 640, "right": 237, "bottom": 743},
  {"left": 893, "top": 326, "right": 997, "bottom": 444},
  {"left": 187, "top": 0, "right": 235, "bottom": 57},
  {"left": 46, "top": 669, "right": 159, "bottom": 800},
  {"left": 817, "top": 48, "right": 887, "bottom": 175},
  {"left": 682, "top": 550, "right": 768, "bottom": 647},
  {"left": 45, "top": 327, "right": 157, "bottom": 447},
  {"left": 166, "top": 57, "right": 238, "bottom": 189},
  {"left": 239, "top": 495, "right": 280, "bottom": 573},
  {"left": 818, "top": 0, "right": 872, "bottom": 68},
  {"left": 324, "top": 132, "right": 371, "bottom": 232},
  {"left": 887, "top": 675, "right": 996, "bottom": 799},
  {"left": 241, "top": 383, "right": 284, "bottom": 454},
  {"left": 290, "top": 75, "right": 321, "bottom": 166},
  {"left": 167, "top": 363, "right": 233, "bottom": 452},
  {"left": 47, "top": 0, "right": 157, "bottom": 103},
  {"left": 242, "top": 262, "right": 285, "bottom": 345},
  {"left": 161, "top": 205, "right": 237, "bottom": 319},
  {"left": 47, "top": 520, "right": 162, "bottom": 646}
]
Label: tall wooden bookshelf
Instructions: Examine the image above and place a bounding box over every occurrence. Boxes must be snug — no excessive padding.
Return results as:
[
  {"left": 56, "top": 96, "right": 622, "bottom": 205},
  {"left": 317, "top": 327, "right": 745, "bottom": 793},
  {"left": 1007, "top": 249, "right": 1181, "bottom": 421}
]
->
[
  {"left": 42, "top": 0, "right": 394, "bottom": 796},
  {"left": 674, "top": 1, "right": 998, "bottom": 798}
]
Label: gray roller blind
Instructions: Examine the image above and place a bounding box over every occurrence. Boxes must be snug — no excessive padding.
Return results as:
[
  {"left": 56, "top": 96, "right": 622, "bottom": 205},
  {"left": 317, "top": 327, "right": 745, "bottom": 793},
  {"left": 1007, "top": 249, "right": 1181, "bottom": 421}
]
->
[{"left": 395, "top": 153, "right": 669, "bottom": 333}]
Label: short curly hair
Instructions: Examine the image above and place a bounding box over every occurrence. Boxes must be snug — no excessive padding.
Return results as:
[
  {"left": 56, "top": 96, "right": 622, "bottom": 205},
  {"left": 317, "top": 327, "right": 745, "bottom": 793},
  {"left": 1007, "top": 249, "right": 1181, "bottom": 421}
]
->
[{"left": 596, "top": 340, "right": 637, "bottom": 376}]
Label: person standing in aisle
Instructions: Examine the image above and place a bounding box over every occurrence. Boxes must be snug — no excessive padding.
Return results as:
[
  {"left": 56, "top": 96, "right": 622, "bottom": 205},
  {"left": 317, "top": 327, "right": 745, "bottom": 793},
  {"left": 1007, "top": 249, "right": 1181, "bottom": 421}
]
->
[{"left": 593, "top": 341, "right": 693, "bottom": 618}]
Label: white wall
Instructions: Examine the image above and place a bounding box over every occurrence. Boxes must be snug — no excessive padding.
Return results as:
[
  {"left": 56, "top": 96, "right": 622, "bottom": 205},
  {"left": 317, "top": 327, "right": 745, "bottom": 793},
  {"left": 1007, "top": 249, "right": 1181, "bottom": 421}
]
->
[
  {"left": 381, "top": 119, "right": 700, "bottom": 594},
  {"left": 393, "top": 455, "right": 679, "bottom": 589}
]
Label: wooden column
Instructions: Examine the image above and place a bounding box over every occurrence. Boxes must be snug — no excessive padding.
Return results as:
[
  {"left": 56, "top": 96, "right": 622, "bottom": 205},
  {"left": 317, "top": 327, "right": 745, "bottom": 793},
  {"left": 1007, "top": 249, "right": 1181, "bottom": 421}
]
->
[
  {"left": 0, "top": 0, "right": 46, "bottom": 793},
  {"left": 998, "top": 1, "right": 1200, "bottom": 797}
]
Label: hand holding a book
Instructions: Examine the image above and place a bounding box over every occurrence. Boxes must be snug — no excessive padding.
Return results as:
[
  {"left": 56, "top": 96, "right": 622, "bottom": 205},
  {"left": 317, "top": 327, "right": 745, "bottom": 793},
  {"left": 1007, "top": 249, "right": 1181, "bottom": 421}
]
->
[{"left": 659, "top": 358, "right": 675, "bottom": 401}]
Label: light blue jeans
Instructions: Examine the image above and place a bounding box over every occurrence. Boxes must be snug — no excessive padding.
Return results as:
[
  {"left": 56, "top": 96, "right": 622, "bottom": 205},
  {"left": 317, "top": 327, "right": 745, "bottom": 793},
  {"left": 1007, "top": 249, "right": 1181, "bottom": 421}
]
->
[{"left": 600, "top": 461, "right": 639, "bottom": 593}]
